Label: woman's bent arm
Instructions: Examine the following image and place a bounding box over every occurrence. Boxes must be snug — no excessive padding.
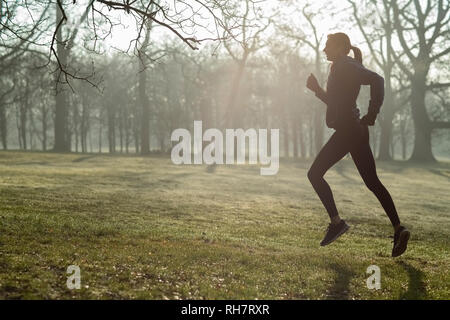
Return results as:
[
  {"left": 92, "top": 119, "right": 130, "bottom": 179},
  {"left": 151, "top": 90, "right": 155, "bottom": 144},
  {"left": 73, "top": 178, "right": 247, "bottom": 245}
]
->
[
  {"left": 354, "top": 64, "right": 385, "bottom": 115},
  {"left": 315, "top": 86, "right": 329, "bottom": 105}
]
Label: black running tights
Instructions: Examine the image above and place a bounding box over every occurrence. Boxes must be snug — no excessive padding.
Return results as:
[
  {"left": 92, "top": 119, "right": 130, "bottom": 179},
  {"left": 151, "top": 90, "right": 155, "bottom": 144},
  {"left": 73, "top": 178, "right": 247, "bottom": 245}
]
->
[{"left": 307, "top": 123, "right": 401, "bottom": 227}]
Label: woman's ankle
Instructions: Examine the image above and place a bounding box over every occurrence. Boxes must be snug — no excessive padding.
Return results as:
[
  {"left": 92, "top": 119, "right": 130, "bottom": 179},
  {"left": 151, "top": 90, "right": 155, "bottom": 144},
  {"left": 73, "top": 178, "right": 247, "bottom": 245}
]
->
[{"left": 331, "top": 216, "right": 342, "bottom": 225}]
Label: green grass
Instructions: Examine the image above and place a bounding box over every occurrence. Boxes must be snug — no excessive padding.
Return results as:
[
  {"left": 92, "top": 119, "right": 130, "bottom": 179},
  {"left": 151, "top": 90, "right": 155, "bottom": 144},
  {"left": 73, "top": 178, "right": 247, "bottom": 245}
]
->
[{"left": 0, "top": 151, "right": 449, "bottom": 299}]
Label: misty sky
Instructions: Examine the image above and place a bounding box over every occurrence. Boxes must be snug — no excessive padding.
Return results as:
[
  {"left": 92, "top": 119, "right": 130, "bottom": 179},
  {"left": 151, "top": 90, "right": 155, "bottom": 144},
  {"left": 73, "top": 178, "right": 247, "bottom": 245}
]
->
[{"left": 101, "top": 0, "right": 366, "bottom": 54}]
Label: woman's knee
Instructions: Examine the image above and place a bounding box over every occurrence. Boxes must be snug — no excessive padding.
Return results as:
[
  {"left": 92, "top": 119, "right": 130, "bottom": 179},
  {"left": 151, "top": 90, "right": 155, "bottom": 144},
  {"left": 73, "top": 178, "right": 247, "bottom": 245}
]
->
[{"left": 307, "top": 167, "right": 322, "bottom": 183}]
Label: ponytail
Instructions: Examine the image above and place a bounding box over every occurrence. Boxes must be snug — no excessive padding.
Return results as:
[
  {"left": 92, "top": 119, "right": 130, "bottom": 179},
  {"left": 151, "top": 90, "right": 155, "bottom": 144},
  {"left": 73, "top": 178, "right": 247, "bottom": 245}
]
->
[
  {"left": 328, "top": 33, "right": 363, "bottom": 64},
  {"left": 350, "top": 45, "right": 362, "bottom": 64}
]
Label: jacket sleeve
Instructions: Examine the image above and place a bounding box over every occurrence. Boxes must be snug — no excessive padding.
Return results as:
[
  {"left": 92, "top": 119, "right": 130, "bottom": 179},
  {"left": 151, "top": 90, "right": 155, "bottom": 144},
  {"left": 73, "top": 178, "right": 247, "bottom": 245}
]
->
[{"left": 351, "top": 63, "right": 385, "bottom": 115}]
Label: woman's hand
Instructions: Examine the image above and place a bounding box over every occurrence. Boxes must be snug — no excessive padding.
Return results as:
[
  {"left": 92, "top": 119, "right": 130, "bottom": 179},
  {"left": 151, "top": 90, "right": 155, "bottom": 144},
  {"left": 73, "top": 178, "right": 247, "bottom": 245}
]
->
[
  {"left": 360, "top": 112, "right": 377, "bottom": 126},
  {"left": 306, "top": 73, "right": 320, "bottom": 93}
]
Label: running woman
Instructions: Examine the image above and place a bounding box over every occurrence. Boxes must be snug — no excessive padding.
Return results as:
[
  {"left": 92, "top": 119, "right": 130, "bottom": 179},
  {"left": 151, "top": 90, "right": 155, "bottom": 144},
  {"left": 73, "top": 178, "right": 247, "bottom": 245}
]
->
[{"left": 306, "top": 32, "right": 410, "bottom": 257}]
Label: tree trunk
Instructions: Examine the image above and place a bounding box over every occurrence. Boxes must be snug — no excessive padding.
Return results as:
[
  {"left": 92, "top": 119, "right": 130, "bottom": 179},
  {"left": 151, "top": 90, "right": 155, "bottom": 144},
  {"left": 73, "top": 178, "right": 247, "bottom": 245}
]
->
[
  {"left": 41, "top": 103, "right": 48, "bottom": 151},
  {"left": 98, "top": 120, "right": 102, "bottom": 153},
  {"left": 309, "top": 117, "right": 314, "bottom": 157},
  {"left": 20, "top": 93, "right": 27, "bottom": 150},
  {"left": 0, "top": 104, "right": 7, "bottom": 150},
  {"left": 16, "top": 106, "right": 22, "bottom": 149},
  {"left": 108, "top": 108, "right": 115, "bottom": 153},
  {"left": 409, "top": 79, "right": 435, "bottom": 162},
  {"left": 389, "top": 134, "right": 394, "bottom": 160},
  {"left": 375, "top": 15, "right": 395, "bottom": 161},
  {"left": 378, "top": 67, "right": 395, "bottom": 161},
  {"left": 119, "top": 115, "right": 123, "bottom": 153},
  {"left": 314, "top": 108, "right": 324, "bottom": 155},
  {"left": 292, "top": 119, "right": 299, "bottom": 158},
  {"left": 299, "top": 123, "right": 305, "bottom": 158},
  {"left": 89, "top": 127, "right": 93, "bottom": 153},
  {"left": 134, "top": 125, "right": 140, "bottom": 154},
  {"left": 29, "top": 104, "right": 35, "bottom": 150},
  {"left": 80, "top": 104, "right": 86, "bottom": 153},
  {"left": 139, "top": 24, "right": 151, "bottom": 155},
  {"left": 74, "top": 104, "right": 79, "bottom": 153},
  {"left": 125, "top": 117, "right": 130, "bottom": 154},
  {"left": 139, "top": 70, "right": 150, "bottom": 154},
  {"left": 378, "top": 111, "right": 394, "bottom": 160},
  {"left": 53, "top": 3, "right": 70, "bottom": 152},
  {"left": 283, "top": 126, "right": 289, "bottom": 157}
]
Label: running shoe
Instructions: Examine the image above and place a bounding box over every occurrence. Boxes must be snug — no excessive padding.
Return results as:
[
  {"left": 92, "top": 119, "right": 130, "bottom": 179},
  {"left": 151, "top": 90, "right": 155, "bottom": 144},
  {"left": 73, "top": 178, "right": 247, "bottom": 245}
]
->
[
  {"left": 320, "top": 220, "right": 350, "bottom": 246},
  {"left": 392, "top": 226, "right": 410, "bottom": 257}
]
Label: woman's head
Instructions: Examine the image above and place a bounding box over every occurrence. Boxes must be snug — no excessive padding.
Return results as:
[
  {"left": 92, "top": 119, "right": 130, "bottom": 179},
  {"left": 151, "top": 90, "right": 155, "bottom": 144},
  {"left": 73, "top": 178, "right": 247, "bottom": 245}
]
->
[{"left": 323, "top": 32, "right": 362, "bottom": 63}]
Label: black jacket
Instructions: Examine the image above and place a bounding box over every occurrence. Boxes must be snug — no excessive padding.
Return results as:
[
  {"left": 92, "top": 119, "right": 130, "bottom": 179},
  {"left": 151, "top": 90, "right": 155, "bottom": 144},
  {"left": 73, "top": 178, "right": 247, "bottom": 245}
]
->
[{"left": 315, "top": 55, "right": 384, "bottom": 129}]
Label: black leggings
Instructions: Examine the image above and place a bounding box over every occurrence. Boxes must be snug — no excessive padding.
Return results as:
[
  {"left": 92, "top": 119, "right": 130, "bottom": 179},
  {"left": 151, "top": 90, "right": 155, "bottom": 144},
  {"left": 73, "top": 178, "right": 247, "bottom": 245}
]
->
[{"left": 307, "top": 122, "right": 400, "bottom": 227}]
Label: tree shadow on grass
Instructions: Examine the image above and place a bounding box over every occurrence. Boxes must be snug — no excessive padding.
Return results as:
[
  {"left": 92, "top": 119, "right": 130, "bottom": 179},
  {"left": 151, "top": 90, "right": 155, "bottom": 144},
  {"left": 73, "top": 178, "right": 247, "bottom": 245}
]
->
[
  {"left": 397, "top": 261, "right": 427, "bottom": 300},
  {"left": 427, "top": 168, "right": 450, "bottom": 179},
  {"left": 326, "top": 263, "right": 356, "bottom": 300},
  {"left": 386, "top": 160, "right": 450, "bottom": 175},
  {"left": 72, "top": 155, "right": 98, "bottom": 163},
  {"left": 10, "top": 161, "right": 51, "bottom": 166}
]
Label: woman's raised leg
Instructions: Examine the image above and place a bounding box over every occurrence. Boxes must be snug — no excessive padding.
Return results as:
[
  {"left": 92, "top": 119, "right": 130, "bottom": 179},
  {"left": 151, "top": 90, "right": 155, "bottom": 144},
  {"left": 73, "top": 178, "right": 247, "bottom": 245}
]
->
[{"left": 349, "top": 126, "right": 401, "bottom": 228}]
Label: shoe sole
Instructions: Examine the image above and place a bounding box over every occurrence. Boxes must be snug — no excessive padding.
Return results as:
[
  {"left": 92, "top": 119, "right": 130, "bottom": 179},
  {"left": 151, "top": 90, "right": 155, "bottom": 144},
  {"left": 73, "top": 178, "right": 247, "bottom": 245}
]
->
[
  {"left": 392, "top": 229, "right": 410, "bottom": 257},
  {"left": 320, "top": 224, "right": 350, "bottom": 246}
]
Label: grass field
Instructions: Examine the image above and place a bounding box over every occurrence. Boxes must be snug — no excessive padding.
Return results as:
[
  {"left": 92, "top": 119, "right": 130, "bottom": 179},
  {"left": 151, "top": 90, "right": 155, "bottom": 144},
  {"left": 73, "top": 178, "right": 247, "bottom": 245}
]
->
[{"left": 0, "top": 151, "right": 449, "bottom": 299}]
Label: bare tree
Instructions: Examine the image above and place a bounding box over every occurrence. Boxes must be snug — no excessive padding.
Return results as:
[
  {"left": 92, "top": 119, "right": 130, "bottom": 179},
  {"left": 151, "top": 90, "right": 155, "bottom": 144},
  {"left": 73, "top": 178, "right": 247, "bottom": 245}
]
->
[
  {"left": 138, "top": 20, "right": 153, "bottom": 155},
  {"left": 391, "top": 0, "right": 450, "bottom": 161},
  {"left": 0, "top": 79, "right": 16, "bottom": 150},
  {"left": 3, "top": 1, "right": 233, "bottom": 152},
  {"left": 219, "top": 0, "right": 274, "bottom": 129},
  {"left": 0, "top": 1, "right": 50, "bottom": 71}
]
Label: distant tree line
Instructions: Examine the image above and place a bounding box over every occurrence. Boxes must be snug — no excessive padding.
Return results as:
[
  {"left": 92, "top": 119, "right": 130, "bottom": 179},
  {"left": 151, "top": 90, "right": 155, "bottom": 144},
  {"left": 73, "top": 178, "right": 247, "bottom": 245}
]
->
[{"left": 0, "top": 0, "right": 448, "bottom": 161}]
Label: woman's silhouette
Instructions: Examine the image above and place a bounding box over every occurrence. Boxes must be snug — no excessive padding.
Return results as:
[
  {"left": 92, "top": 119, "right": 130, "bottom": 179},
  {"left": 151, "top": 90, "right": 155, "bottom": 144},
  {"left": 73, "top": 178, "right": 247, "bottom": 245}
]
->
[{"left": 306, "top": 32, "right": 409, "bottom": 257}]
